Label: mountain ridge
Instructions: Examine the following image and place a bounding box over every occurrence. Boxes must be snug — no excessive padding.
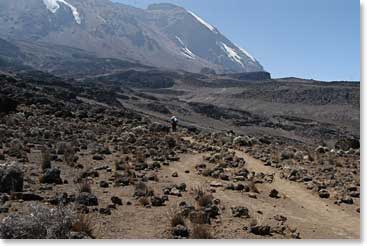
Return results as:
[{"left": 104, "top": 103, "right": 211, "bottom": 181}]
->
[{"left": 0, "top": 0, "right": 264, "bottom": 74}]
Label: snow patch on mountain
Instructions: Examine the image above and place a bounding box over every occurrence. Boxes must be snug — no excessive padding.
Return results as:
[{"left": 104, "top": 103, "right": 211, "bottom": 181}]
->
[
  {"left": 176, "top": 36, "right": 196, "bottom": 60},
  {"left": 181, "top": 47, "right": 196, "bottom": 59},
  {"left": 175, "top": 36, "right": 185, "bottom": 46},
  {"left": 42, "top": 0, "right": 81, "bottom": 24},
  {"left": 188, "top": 11, "right": 217, "bottom": 33},
  {"left": 238, "top": 47, "right": 256, "bottom": 63},
  {"left": 220, "top": 42, "right": 244, "bottom": 67}
]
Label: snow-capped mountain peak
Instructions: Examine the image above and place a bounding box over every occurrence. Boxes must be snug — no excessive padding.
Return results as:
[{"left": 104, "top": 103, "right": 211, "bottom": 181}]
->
[
  {"left": 188, "top": 11, "right": 217, "bottom": 33},
  {"left": 42, "top": 0, "right": 81, "bottom": 24},
  {"left": 0, "top": 0, "right": 264, "bottom": 73}
]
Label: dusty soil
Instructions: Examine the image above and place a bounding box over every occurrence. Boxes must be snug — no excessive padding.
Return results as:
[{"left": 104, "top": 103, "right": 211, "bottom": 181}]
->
[
  {"left": 2, "top": 136, "right": 359, "bottom": 239},
  {"left": 0, "top": 73, "right": 360, "bottom": 240}
]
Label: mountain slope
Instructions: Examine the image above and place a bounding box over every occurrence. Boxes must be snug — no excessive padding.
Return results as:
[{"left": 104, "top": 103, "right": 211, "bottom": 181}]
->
[{"left": 0, "top": 0, "right": 264, "bottom": 73}]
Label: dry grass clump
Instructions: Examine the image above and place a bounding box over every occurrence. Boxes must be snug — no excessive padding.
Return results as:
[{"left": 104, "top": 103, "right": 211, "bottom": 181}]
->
[
  {"left": 138, "top": 197, "right": 150, "bottom": 207},
  {"left": 190, "top": 225, "right": 213, "bottom": 239},
  {"left": 248, "top": 177, "right": 260, "bottom": 193},
  {"left": 64, "top": 143, "right": 76, "bottom": 167},
  {"left": 71, "top": 213, "right": 96, "bottom": 239},
  {"left": 114, "top": 156, "right": 131, "bottom": 171},
  {"left": 271, "top": 152, "right": 280, "bottom": 163},
  {"left": 134, "top": 182, "right": 154, "bottom": 197},
  {"left": 79, "top": 179, "right": 92, "bottom": 194},
  {"left": 41, "top": 146, "right": 52, "bottom": 171},
  {"left": 168, "top": 209, "right": 186, "bottom": 228},
  {"left": 192, "top": 186, "right": 213, "bottom": 207},
  {"left": 135, "top": 151, "right": 146, "bottom": 163}
]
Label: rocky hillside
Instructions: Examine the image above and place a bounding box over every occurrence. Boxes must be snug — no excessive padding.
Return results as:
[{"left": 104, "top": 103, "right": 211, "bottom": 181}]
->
[
  {"left": 0, "top": 73, "right": 360, "bottom": 239},
  {"left": 0, "top": 0, "right": 263, "bottom": 74}
]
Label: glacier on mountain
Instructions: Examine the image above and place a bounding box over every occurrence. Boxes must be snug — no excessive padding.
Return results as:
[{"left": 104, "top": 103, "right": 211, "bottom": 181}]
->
[{"left": 42, "top": 0, "right": 81, "bottom": 24}]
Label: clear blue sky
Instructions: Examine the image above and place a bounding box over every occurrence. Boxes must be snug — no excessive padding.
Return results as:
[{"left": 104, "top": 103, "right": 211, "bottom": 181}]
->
[{"left": 114, "top": 0, "right": 360, "bottom": 81}]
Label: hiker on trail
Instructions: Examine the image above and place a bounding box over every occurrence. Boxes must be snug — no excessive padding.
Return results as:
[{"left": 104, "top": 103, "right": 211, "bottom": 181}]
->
[{"left": 170, "top": 116, "right": 178, "bottom": 132}]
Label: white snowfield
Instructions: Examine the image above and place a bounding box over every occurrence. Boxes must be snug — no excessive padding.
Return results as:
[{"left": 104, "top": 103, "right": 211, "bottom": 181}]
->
[
  {"left": 188, "top": 11, "right": 217, "bottom": 33},
  {"left": 42, "top": 0, "right": 81, "bottom": 24},
  {"left": 220, "top": 42, "right": 245, "bottom": 67},
  {"left": 176, "top": 36, "right": 196, "bottom": 60}
]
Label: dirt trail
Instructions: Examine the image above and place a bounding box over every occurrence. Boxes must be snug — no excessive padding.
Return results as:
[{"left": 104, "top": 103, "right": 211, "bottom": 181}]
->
[
  {"left": 235, "top": 151, "right": 360, "bottom": 239},
  {"left": 161, "top": 149, "right": 360, "bottom": 239}
]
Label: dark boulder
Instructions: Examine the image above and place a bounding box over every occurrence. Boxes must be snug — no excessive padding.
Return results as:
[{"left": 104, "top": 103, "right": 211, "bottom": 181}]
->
[
  {"left": 41, "top": 168, "right": 62, "bottom": 184},
  {"left": 150, "top": 196, "right": 165, "bottom": 207},
  {"left": 319, "top": 189, "right": 330, "bottom": 199},
  {"left": 0, "top": 164, "right": 23, "bottom": 193},
  {"left": 11, "top": 192, "right": 44, "bottom": 201},
  {"left": 76, "top": 193, "right": 98, "bottom": 206},
  {"left": 231, "top": 206, "right": 249, "bottom": 218},
  {"left": 335, "top": 138, "right": 360, "bottom": 151},
  {"left": 249, "top": 225, "right": 271, "bottom": 236},
  {"left": 111, "top": 196, "right": 122, "bottom": 206},
  {"left": 172, "top": 225, "right": 189, "bottom": 239}
]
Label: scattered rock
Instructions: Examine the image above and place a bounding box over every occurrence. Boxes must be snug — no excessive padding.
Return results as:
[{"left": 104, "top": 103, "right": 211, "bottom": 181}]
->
[
  {"left": 40, "top": 168, "right": 62, "bottom": 184},
  {"left": 319, "top": 189, "right": 330, "bottom": 199},
  {"left": 172, "top": 225, "right": 189, "bottom": 239},
  {"left": 231, "top": 206, "right": 249, "bottom": 218},
  {"left": 151, "top": 196, "right": 165, "bottom": 207},
  {"left": 99, "top": 181, "right": 109, "bottom": 188},
  {"left": 111, "top": 196, "right": 123, "bottom": 205},
  {"left": 76, "top": 193, "right": 98, "bottom": 206},
  {"left": 99, "top": 207, "right": 111, "bottom": 215},
  {"left": 11, "top": 192, "right": 44, "bottom": 201},
  {"left": 249, "top": 225, "right": 271, "bottom": 236},
  {"left": 269, "top": 189, "right": 280, "bottom": 199},
  {"left": 0, "top": 163, "right": 23, "bottom": 193}
]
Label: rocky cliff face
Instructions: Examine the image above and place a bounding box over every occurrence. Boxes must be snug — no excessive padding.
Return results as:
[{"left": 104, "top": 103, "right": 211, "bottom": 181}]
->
[{"left": 0, "top": 0, "right": 264, "bottom": 73}]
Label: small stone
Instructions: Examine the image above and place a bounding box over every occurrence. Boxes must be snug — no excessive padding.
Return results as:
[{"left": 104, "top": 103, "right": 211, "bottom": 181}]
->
[
  {"left": 99, "top": 181, "right": 109, "bottom": 188},
  {"left": 151, "top": 196, "right": 165, "bottom": 206},
  {"left": 92, "top": 155, "right": 104, "bottom": 161},
  {"left": 248, "top": 193, "right": 257, "bottom": 199},
  {"left": 99, "top": 207, "right": 111, "bottom": 215},
  {"left": 249, "top": 225, "right": 271, "bottom": 235},
  {"left": 210, "top": 181, "right": 223, "bottom": 188},
  {"left": 274, "top": 215, "right": 287, "bottom": 222},
  {"left": 319, "top": 189, "right": 330, "bottom": 199},
  {"left": 231, "top": 206, "right": 249, "bottom": 218},
  {"left": 172, "top": 225, "right": 189, "bottom": 238},
  {"left": 76, "top": 193, "right": 98, "bottom": 206},
  {"left": 269, "top": 189, "right": 280, "bottom": 198},
  {"left": 111, "top": 196, "right": 122, "bottom": 205},
  {"left": 341, "top": 197, "right": 353, "bottom": 204}
]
